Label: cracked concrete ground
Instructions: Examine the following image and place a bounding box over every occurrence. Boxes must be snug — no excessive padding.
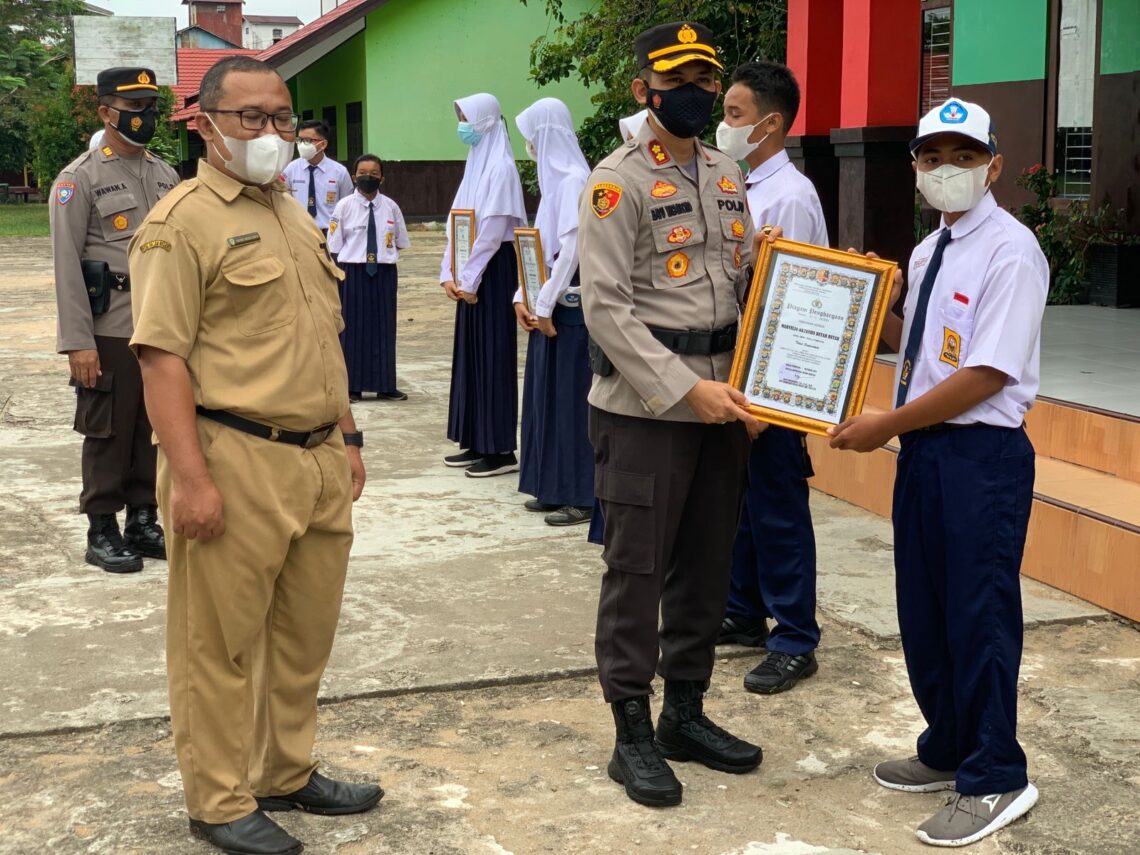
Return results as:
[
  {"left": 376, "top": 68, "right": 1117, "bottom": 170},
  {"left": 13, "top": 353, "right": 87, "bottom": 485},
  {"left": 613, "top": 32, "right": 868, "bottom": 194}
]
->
[{"left": 0, "top": 233, "right": 1137, "bottom": 855}]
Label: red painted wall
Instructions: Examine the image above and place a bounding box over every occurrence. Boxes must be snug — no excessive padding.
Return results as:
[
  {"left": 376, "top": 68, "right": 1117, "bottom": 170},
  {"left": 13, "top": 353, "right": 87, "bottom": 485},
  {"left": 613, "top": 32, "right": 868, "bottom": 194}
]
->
[
  {"left": 839, "top": 0, "right": 921, "bottom": 128},
  {"left": 787, "top": 0, "right": 844, "bottom": 136},
  {"left": 188, "top": 2, "right": 243, "bottom": 49}
]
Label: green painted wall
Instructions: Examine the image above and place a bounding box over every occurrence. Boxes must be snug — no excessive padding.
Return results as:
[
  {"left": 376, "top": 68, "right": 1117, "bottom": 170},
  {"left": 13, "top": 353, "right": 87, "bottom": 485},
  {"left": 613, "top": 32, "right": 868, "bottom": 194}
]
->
[
  {"left": 1101, "top": 0, "right": 1140, "bottom": 75},
  {"left": 951, "top": 0, "right": 1047, "bottom": 85},
  {"left": 293, "top": 31, "right": 368, "bottom": 161}
]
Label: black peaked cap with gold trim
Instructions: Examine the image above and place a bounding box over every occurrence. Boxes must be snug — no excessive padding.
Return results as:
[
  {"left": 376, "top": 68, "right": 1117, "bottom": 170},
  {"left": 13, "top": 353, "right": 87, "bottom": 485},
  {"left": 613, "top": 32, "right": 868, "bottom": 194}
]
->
[
  {"left": 96, "top": 67, "right": 160, "bottom": 100},
  {"left": 635, "top": 21, "right": 723, "bottom": 73}
]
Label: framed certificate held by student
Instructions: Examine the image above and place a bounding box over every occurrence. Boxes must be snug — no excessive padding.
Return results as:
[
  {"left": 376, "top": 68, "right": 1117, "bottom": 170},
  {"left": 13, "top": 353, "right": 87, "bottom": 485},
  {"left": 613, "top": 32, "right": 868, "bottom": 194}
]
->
[
  {"left": 450, "top": 209, "right": 476, "bottom": 279},
  {"left": 513, "top": 227, "right": 546, "bottom": 314},
  {"left": 729, "top": 237, "right": 898, "bottom": 437}
]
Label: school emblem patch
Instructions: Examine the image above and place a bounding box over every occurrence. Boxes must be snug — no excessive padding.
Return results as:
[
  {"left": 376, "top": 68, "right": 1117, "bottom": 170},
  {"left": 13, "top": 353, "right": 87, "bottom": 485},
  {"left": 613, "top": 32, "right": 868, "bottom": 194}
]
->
[
  {"left": 650, "top": 180, "right": 677, "bottom": 199},
  {"left": 326, "top": 191, "right": 337, "bottom": 205},
  {"left": 940, "top": 327, "right": 961, "bottom": 368},
  {"left": 328, "top": 219, "right": 338, "bottom": 234},
  {"left": 731, "top": 219, "right": 745, "bottom": 239},
  {"left": 591, "top": 182, "right": 623, "bottom": 219},
  {"left": 112, "top": 214, "right": 129, "bottom": 231},
  {"left": 717, "top": 176, "right": 738, "bottom": 194},
  {"left": 666, "top": 251, "right": 690, "bottom": 278},
  {"left": 648, "top": 140, "right": 670, "bottom": 165},
  {"left": 939, "top": 100, "right": 967, "bottom": 124},
  {"left": 385, "top": 232, "right": 394, "bottom": 248},
  {"left": 666, "top": 225, "right": 692, "bottom": 244},
  {"left": 56, "top": 182, "right": 75, "bottom": 206}
]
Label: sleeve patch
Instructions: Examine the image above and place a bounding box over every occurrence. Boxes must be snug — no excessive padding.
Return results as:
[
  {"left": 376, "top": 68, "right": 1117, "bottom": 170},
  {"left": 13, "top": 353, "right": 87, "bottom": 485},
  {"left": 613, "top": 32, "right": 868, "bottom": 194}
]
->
[
  {"left": 591, "top": 182, "right": 623, "bottom": 219},
  {"left": 56, "top": 182, "right": 75, "bottom": 205},
  {"left": 139, "top": 239, "right": 172, "bottom": 253}
]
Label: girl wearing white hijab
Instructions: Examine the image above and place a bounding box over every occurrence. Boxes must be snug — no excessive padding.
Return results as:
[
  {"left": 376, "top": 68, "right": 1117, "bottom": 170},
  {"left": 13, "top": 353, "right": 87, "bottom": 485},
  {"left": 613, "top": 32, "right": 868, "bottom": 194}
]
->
[
  {"left": 617, "top": 109, "right": 649, "bottom": 142},
  {"left": 440, "top": 93, "right": 528, "bottom": 477},
  {"left": 512, "top": 98, "right": 593, "bottom": 527}
]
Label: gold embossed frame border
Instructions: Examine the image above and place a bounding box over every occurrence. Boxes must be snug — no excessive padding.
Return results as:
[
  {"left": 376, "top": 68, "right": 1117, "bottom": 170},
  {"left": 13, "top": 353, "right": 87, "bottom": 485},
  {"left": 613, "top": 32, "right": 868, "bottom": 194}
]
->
[{"left": 729, "top": 237, "right": 897, "bottom": 436}]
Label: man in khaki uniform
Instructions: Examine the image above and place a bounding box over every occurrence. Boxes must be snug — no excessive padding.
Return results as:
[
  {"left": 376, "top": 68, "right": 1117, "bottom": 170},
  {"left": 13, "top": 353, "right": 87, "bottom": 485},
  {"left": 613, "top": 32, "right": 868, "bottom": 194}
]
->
[
  {"left": 128, "top": 56, "right": 380, "bottom": 855},
  {"left": 580, "top": 22, "right": 771, "bottom": 810},
  {"left": 51, "top": 66, "right": 178, "bottom": 573}
]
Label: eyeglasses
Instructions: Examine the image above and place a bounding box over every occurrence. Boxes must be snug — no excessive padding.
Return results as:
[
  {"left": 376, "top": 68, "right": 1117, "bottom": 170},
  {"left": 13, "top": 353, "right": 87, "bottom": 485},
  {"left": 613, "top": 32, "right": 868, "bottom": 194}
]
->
[{"left": 210, "top": 109, "right": 300, "bottom": 133}]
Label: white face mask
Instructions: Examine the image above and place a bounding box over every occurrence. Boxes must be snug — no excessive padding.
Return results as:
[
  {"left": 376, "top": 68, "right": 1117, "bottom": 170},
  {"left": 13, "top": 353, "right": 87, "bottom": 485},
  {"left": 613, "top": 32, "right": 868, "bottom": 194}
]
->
[
  {"left": 206, "top": 115, "right": 294, "bottom": 186},
  {"left": 915, "top": 159, "right": 993, "bottom": 213},
  {"left": 296, "top": 140, "right": 320, "bottom": 161},
  {"left": 525, "top": 139, "right": 537, "bottom": 161},
  {"left": 715, "top": 113, "right": 776, "bottom": 162}
]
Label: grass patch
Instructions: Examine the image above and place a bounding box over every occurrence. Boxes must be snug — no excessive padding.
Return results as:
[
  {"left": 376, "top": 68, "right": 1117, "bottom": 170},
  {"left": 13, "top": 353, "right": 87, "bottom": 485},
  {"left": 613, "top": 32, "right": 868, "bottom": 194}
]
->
[{"left": 0, "top": 204, "right": 50, "bottom": 237}]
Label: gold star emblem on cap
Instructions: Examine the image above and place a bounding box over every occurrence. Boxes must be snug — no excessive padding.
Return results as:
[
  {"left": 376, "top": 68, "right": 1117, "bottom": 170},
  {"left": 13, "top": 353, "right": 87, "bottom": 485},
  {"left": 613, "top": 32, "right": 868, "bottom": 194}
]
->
[
  {"left": 677, "top": 24, "right": 697, "bottom": 44},
  {"left": 138, "top": 71, "right": 151, "bottom": 84}
]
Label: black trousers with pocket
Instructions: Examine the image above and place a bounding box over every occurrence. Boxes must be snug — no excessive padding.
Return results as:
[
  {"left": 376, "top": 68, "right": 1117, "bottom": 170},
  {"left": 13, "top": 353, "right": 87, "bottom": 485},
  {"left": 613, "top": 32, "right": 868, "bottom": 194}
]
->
[{"left": 589, "top": 406, "right": 751, "bottom": 702}]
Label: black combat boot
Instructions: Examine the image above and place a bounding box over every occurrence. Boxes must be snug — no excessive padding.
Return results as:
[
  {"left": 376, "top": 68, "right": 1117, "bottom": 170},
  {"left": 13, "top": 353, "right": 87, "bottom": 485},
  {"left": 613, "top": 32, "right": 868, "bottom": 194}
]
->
[
  {"left": 655, "top": 680, "right": 762, "bottom": 774},
  {"left": 607, "top": 696, "right": 683, "bottom": 807},
  {"left": 86, "top": 513, "right": 143, "bottom": 574},
  {"left": 124, "top": 504, "right": 167, "bottom": 559}
]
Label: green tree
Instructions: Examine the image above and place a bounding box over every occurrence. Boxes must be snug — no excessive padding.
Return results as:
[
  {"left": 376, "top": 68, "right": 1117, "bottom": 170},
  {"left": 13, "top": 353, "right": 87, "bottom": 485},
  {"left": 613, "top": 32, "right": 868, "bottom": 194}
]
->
[{"left": 522, "top": 0, "right": 787, "bottom": 165}]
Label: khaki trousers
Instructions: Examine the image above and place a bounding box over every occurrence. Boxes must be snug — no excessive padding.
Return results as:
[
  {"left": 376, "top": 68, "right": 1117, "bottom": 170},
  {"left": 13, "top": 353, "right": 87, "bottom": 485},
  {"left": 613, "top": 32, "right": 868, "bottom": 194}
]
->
[{"left": 159, "top": 418, "right": 353, "bottom": 823}]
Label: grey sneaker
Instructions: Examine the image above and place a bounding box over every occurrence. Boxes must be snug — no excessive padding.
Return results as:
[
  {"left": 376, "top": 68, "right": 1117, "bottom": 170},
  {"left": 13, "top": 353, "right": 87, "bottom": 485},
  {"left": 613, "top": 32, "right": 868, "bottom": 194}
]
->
[
  {"left": 916, "top": 784, "right": 1038, "bottom": 847},
  {"left": 873, "top": 756, "right": 957, "bottom": 793}
]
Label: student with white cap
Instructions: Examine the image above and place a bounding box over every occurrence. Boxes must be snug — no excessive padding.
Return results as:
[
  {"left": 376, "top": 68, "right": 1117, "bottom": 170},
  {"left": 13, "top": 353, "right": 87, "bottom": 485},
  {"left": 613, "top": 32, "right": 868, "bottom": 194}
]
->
[{"left": 829, "top": 97, "right": 1047, "bottom": 847}]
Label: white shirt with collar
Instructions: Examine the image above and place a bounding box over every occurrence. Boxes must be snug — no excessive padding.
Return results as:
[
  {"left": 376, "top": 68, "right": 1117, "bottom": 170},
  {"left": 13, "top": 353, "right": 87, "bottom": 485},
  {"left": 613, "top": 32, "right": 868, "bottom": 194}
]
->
[
  {"left": 327, "top": 191, "right": 410, "bottom": 264},
  {"left": 745, "top": 149, "right": 829, "bottom": 246},
  {"left": 283, "top": 155, "right": 354, "bottom": 229},
  {"left": 895, "top": 191, "right": 1048, "bottom": 428}
]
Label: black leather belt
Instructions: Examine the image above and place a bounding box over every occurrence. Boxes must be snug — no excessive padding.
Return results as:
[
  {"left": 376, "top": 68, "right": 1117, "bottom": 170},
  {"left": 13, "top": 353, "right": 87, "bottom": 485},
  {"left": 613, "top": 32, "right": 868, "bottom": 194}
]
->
[
  {"left": 648, "top": 322, "right": 737, "bottom": 356},
  {"left": 196, "top": 406, "right": 337, "bottom": 448}
]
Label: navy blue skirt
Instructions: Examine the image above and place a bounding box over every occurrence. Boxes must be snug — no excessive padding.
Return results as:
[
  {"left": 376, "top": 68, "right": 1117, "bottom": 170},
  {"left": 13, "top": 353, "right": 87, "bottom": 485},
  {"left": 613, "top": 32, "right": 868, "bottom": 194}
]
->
[
  {"left": 446, "top": 241, "right": 519, "bottom": 454},
  {"left": 518, "top": 302, "right": 595, "bottom": 508},
  {"left": 339, "top": 262, "right": 397, "bottom": 394}
]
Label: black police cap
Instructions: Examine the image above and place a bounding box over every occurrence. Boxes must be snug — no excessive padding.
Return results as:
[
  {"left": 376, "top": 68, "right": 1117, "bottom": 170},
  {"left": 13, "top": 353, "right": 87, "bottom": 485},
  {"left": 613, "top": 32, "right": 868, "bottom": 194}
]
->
[
  {"left": 96, "top": 67, "right": 160, "bottom": 100},
  {"left": 634, "top": 22, "right": 723, "bottom": 73}
]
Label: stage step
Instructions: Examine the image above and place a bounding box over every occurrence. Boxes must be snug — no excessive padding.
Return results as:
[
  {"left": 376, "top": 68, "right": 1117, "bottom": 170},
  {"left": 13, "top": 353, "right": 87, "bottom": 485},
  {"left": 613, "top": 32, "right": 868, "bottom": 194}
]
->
[{"left": 807, "top": 359, "right": 1140, "bottom": 621}]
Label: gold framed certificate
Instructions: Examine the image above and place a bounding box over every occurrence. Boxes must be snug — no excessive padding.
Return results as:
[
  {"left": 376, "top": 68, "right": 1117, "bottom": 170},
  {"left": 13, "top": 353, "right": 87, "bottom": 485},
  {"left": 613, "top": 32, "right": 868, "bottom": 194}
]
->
[
  {"left": 729, "top": 238, "right": 898, "bottom": 437},
  {"left": 450, "top": 209, "right": 476, "bottom": 279},
  {"left": 513, "top": 227, "right": 546, "bottom": 314}
]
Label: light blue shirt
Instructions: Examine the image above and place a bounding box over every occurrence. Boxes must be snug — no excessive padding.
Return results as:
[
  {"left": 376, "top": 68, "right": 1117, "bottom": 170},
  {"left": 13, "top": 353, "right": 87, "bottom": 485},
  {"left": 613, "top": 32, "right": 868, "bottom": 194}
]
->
[
  {"left": 282, "top": 155, "right": 354, "bottom": 229},
  {"left": 744, "top": 149, "right": 829, "bottom": 247}
]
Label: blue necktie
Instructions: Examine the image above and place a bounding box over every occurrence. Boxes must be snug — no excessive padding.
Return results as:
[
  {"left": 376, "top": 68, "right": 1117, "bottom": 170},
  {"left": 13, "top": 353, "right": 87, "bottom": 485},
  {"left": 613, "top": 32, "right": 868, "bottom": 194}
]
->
[
  {"left": 896, "top": 227, "right": 952, "bottom": 408},
  {"left": 306, "top": 165, "right": 317, "bottom": 218},
  {"left": 366, "top": 201, "right": 378, "bottom": 277}
]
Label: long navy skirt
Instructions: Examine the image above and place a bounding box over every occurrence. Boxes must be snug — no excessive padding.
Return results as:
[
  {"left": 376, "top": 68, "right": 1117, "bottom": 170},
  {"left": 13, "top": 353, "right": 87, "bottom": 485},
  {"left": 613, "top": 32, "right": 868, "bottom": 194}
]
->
[
  {"left": 339, "top": 262, "right": 397, "bottom": 394},
  {"left": 518, "top": 302, "right": 595, "bottom": 508},
  {"left": 446, "top": 241, "right": 519, "bottom": 455}
]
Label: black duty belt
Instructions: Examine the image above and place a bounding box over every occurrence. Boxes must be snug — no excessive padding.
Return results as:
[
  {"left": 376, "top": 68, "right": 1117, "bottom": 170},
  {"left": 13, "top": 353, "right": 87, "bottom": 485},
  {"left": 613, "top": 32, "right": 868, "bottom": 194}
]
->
[
  {"left": 196, "top": 406, "right": 337, "bottom": 448},
  {"left": 648, "top": 322, "right": 737, "bottom": 356}
]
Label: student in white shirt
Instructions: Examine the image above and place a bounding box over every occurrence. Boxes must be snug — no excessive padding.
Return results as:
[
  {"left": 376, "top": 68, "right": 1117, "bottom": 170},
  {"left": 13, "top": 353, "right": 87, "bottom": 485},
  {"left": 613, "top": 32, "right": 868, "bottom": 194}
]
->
[
  {"left": 512, "top": 98, "right": 593, "bottom": 526},
  {"left": 829, "top": 98, "right": 1046, "bottom": 848},
  {"left": 282, "top": 119, "right": 353, "bottom": 233},
  {"left": 327, "top": 154, "right": 411, "bottom": 402},
  {"left": 714, "top": 62, "right": 828, "bottom": 696},
  {"left": 440, "top": 93, "right": 528, "bottom": 478}
]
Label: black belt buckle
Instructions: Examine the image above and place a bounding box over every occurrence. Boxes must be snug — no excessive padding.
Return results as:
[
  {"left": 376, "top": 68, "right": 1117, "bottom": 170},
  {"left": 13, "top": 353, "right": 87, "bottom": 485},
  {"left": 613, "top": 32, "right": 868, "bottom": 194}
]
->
[{"left": 299, "top": 425, "right": 335, "bottom": 448}]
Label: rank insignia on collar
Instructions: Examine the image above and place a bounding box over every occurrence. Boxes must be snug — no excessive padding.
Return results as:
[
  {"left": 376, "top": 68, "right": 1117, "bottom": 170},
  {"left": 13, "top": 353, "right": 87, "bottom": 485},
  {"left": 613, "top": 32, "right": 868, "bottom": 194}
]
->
[
  {"left": 650, "top": 180, "right": 677, "bottom": 199},
  {"left": 648, "top": 140, "right": 670, "bottom": 165},
  {"left": 56, "top": 182, "right": 75, "bottom": 206},
  {"left": 666, "top": 225, "right": 692, "bottom": 244},
  {"left": 112, "top": 214, "right": 129, "bottom": 231},
  {"left": 666, "top": 251, "right": 690, "bottom": 278},
  {"left": 101, "top": 146, "right": 114, "bottom": 157},
  {"left": 731, "top": 219, "right": 745, "bottom": 239},
  {"left": 591, "top": 182, "right": 623, "bottom": 218},
  {"left": 717, "top": 175, "right": 738, "bottom": 194}
]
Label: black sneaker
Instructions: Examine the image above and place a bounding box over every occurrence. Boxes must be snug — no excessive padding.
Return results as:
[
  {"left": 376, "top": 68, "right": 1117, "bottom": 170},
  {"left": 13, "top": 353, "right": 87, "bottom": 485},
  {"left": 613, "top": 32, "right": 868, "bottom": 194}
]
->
[
  {"left": 444, "top": 448, "right": 482, "bottom": 468},
  {"left": 376, "top": 390, "right": 408, "bottom": 401},
  {"left": 717, "top": 615, "right": 769, "bottom": 648},
  {"left": 655, "top": 680, "right": 761, "bottom": 774},
  {"left": 544, "top": 506, "right": 592, "bottom": 526},
  {"left": 524, "top": 498, "right": 558, "bottom": 512},
  {"left": 464, "top": 453, "right": 519, "bottom": 478},
  {"left": 743, "top": 651, "right": 818, "bottom": 695}
]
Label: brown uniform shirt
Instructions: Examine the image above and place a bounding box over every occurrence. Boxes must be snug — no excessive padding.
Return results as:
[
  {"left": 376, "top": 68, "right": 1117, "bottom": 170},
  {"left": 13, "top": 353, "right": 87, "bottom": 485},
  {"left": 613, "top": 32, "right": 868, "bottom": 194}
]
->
[
  {"left": 579, "top": 122, "right": 754, "bottom": 422},
  {"left": 128, "top": 161, "right": 349, "bottom": 432},
  {"left": 51, "top": 144, "right": 180, "bottom": 351}
]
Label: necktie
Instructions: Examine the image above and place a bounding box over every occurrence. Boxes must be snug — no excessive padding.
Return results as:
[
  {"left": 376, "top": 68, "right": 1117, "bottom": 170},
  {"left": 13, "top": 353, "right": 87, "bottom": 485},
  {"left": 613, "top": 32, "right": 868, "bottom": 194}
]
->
[
  {"left": 306, "top": 165, "right": 317, "bottom": 218},
  {"left": 366, "top": 201, "right": 378, "bottom": 276},
  {"left": 895, "top": 227, "right": 952, "bottom": 408}
]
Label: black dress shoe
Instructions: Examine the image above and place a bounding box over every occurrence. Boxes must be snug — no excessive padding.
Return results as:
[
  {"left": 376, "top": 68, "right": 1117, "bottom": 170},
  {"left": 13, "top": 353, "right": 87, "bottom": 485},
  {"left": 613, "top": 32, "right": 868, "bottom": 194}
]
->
[
  {"left": 655, "top": 680, "right": 762, "bottom": 774},
  {"left": 85, "top": 513, "right": 143, "bottom": 574},
  {"left": 256, "top": 771, "right": 383, "bottom": 815},
  {"left": 744, "top": 651, "right": 818, "bottom": 695},
  {"left": 523, "top": 498, "right": 558, "bottom": 512},
  {"left": 376, "top": 389, "right": 408, "bottom": 401},
  {"left": 716, "top": 614, "right": 768, "bottom": 648},
  {"left": 188, "top": 809, "right": 302, "bottom": 855},
  {"left": 124, "top": 505, "right": 166, "bottom": 560},
  {"left": 607, "top": 696, "right": 682, "bottom": 807}
]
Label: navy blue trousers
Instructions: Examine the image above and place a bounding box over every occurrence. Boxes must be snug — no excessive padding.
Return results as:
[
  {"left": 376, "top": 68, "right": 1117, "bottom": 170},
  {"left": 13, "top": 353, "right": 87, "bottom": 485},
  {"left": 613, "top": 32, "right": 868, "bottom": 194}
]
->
[
  {"left": 727, "top": 426, "right": 820, "bottom": 656},
  {"left": 339, "top": 262, "right": 397, "bottom": 395},
  {"left": 894, "top": 424, "right": 1033, "bottom": 795}
]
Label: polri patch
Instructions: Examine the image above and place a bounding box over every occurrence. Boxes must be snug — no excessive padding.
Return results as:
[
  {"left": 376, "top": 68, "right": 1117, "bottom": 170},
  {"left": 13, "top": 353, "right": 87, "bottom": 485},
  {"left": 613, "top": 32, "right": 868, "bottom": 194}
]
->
[
  {"left": 940, "top": 327, "right": 961, "bottom": 368},
  {"left": 666, "top": 251, "right": 690, "bottom": 279},
  {"left": 56, "top": 182, "right": 75, "bottom": 206},
  {"left": 140, "top": 239, "right": 172, "bottom": 253},
  {"left": 650, "top": 180, "right": 677, "bottom": 199},
  {"left": 112, "top": 214, "right": 129, "bottom": 231},
  {"left": 591, "top": 182, "right": 623, "bottom": 219},
  {"left": 328, "top": 219, "right": 338, "bottom": 234},
  {"left": 227, "top": 232, "right": 261, "bottom": 247}
]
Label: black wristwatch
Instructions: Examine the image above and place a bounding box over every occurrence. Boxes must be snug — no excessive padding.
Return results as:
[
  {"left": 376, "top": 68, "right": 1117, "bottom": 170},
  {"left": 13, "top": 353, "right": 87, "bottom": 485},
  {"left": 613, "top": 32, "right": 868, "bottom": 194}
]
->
[{"left": 343, "top": 431, "right": 364, "bottom": 448}]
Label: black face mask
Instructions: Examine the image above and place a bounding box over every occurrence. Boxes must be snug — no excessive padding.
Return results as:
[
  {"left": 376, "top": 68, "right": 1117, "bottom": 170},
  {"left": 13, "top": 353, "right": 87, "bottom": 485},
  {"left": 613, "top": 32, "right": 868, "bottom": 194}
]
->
[
  {"left": 646, "top": 82, "right": 717, "bottom": 139},
  {"left": 113, "top": 105, "right": 158, "bottom": 146},
  {"left": 355, "top": 175, "right": 381, "bottom": 194}
]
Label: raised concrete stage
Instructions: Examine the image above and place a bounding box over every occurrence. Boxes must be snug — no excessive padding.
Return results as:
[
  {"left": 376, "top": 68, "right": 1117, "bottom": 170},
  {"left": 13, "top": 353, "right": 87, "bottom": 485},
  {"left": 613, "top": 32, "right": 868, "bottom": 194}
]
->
[{"left": 809, "top": 307, "right": 1140, "bottom": 621}]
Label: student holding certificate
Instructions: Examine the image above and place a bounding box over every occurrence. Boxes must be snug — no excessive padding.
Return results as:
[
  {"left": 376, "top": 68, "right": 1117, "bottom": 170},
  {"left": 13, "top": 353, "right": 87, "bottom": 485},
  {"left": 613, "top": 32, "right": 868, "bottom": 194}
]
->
[
  {"left": 511, "top": 98, "right": 593, "bottom": 526},
  {"left": 440, "top": 93, "right": 527, "bottom": 477}
]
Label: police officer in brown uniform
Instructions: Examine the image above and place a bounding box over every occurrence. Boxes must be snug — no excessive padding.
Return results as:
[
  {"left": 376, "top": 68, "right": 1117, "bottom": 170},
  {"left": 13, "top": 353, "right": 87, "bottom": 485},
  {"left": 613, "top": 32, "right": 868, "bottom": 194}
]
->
[
  {"left": 50, "top": 67, "right": 177, "bottom": 573},
  {"left": 580, "top": 22, "right": 772, "bottom": 808},
  {"left": 128, "top": 57, "right": 380, "bottom": 855}
]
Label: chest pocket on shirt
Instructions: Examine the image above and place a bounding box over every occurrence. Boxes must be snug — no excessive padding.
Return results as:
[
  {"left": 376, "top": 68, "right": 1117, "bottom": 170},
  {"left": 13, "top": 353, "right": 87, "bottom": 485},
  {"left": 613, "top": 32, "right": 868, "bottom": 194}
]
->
[
  {"left": 95, "top": 193, "right": 139, "bottom": 242},
  {"left": 936, "top": 302, "right": 974, "bottom": 370},
  {"left": 222, "top": 255, "right": 296, "bottom": 336},
  {"left": 649, "top": 216, "right": 706, "bottom": 288}
]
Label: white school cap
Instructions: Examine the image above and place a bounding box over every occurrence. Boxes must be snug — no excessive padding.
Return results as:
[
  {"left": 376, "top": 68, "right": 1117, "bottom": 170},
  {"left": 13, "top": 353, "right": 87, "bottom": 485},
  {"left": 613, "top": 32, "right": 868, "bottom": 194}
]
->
[{"left": 910, "top": 98, "right": 997, "bottom": 155}]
